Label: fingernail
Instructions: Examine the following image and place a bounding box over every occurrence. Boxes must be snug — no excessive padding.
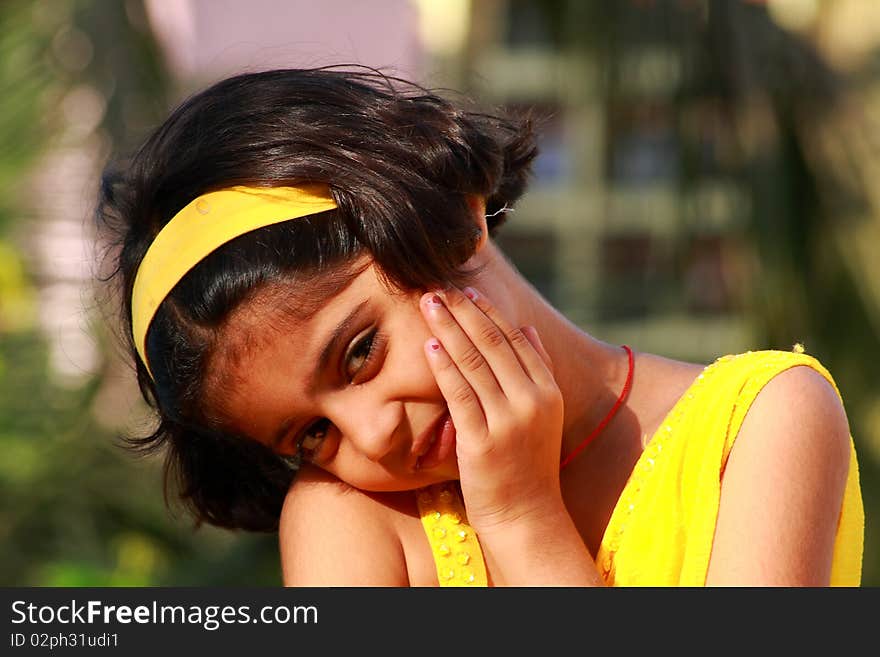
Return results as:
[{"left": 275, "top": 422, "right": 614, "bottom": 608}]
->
[
  {"left": 463, "top": 287, "right": 478, "bottom": 301},
  {"left": 525, "top": 325, "right": 538, "bottom": 341},
  {"left": 426, "top": 338, "right": 442, "bottom": 352},
  {"left": 424, "top": 293, "right": 443, "bottom": 307}
]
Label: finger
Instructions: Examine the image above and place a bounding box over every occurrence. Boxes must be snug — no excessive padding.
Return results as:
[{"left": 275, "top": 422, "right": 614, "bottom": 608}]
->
[
  {"left": 452, "top": 286, "right": 556, "bottom": 390},
  {"left": 429, "top": 286, "right": 540, "bottom": 400},
  {"left": 522, "top": 325, "right": 555, "bottom": 378},
  {"left": 421, "top": 292, "right": 508, "bottom": 408},
  {"left": 423, "top": 337, "right": 488, "bottom": 440},
  {"left": 432, "top": 286, "right": 555, "bottom": 396}
]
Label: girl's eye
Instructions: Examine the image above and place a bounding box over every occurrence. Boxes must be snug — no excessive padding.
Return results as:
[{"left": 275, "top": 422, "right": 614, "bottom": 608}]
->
[
  {"left": 296, "top": 418, "right": 330, "bottom": 462},
  {"left": 291, "top": 330, "right": 386, "bottom": 462},
  {"left": 344, "top": 330, "right": 386, "bottom": 383}
]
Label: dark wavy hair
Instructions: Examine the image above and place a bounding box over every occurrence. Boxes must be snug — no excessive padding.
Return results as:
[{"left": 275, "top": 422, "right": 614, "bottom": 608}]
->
[{"left": 95, "top": 66, "right": 539, "bottom": 532}]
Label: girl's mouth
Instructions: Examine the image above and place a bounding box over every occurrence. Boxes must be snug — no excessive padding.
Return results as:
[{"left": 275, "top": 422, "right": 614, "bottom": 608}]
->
[{"left": 415, "top": 413, "right": 456, "bottom": 470}]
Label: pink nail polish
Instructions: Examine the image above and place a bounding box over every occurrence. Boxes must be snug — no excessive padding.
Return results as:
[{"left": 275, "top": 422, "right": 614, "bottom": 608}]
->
[
  {"left": 427, "top": 338, "right": 441, "bottom": 352},
  {"left": 463, "top": 287, "right": 478, "bottom": 301}
]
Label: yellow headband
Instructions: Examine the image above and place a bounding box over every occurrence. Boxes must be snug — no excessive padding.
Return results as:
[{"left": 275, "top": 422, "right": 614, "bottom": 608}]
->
[{"left": 131, "top": 184, "right": 338, "bottom": 379}]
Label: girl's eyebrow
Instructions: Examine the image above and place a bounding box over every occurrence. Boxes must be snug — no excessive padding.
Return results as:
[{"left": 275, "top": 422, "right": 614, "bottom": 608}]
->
[{"left": 271, "top": 299, "right": 370, "bottom": 448}]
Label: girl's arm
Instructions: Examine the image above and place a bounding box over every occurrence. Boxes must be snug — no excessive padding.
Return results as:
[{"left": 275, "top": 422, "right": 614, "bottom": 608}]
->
[
  {"left": 279, "top": 465, "right": 410, "bottom": 586},
  {"left": 706, "top": 365, "right": 852, "bottom": 585}
]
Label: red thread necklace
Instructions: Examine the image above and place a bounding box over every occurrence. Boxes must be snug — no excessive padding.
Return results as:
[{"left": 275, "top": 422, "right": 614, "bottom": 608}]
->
[{"left": 559, "top": 345, "right": 634, "bottom": 471}]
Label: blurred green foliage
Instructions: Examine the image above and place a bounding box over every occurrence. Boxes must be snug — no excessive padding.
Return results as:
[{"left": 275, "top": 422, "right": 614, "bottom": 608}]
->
[
  {"left": 0, "top": 329, "right": 282, "bottom": 586},
  {"left": 0, "top": 1, "right": 54, "bottom": 230},
  {"left": 0, "top": 0, "right": 280, "bottom": 586}
]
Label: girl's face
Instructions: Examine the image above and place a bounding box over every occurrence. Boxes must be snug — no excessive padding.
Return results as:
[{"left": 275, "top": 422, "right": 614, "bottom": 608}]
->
[{"left": 208, "top": 261, "right": 460, "bottom": 492}]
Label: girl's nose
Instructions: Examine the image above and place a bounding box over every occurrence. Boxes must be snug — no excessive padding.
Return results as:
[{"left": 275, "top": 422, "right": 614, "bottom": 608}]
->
[{"left": 331, "top": 398, "right": 400, "bottom": 463}]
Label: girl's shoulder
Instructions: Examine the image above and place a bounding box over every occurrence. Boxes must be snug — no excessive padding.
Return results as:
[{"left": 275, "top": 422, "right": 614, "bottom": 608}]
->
[
  {"left": 634, "top": 348, "right": 843, "bottom": 429},
  {"left": 278, "top": 465, "right": 438, "bottom": 586},
  {"left": 704, "top": 351, "right": 857, "bottom": 584}
]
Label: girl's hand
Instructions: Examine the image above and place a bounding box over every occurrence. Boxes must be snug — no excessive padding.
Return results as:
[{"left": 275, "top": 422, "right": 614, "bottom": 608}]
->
[{"left": 420, "top": 286, "right": 566, "bottom": 534}]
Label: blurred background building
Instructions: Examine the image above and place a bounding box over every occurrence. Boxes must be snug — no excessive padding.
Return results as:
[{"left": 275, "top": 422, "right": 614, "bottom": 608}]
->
[{"left": 1, "top": 0, "right": 878, "bottom": 585}]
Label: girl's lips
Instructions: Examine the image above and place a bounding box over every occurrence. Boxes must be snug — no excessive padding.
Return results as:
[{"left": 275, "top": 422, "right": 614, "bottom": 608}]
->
[{"left": 416, "top": 413, "right": 456, "bottom": 470}]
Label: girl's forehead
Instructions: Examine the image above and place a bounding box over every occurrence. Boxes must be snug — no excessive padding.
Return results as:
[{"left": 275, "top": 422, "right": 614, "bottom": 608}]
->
[
  {"left": 228, "top": 257, "right": 375, "bottom": 324},
  {"left": 203, "top": 291, "right": 354, "bottom": 415},
  {"left": 215, "top": 262, "right": 397, "bottom": 364},
  {"left": 204, "top": 264, "right": 406, "bottom": 416}
]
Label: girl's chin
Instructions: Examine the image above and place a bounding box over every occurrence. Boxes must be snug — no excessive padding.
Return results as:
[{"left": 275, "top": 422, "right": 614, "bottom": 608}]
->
[{"left": 353, "top": 469, "right": 459, "bottom": 494}]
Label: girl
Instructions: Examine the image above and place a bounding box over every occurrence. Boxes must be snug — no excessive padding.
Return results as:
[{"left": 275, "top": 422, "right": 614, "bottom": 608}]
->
[{"left": 96, "top": 67, "right": 864, "bottom": 586}]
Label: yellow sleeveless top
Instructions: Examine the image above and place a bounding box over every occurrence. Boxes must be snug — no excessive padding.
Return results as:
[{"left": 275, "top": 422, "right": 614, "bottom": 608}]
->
[{"left": 416, "top": 349, "right": 865, "bottom": 587}]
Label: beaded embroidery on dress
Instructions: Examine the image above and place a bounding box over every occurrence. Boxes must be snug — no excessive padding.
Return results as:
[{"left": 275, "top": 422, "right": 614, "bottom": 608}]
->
[{"left": 415, "top": 482, "right": 488, "bottom": 586}]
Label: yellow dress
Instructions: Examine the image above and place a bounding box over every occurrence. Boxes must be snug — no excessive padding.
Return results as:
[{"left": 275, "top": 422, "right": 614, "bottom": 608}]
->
[{"left": 416, "top": 349, "right": 865, "bottom": 587}]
